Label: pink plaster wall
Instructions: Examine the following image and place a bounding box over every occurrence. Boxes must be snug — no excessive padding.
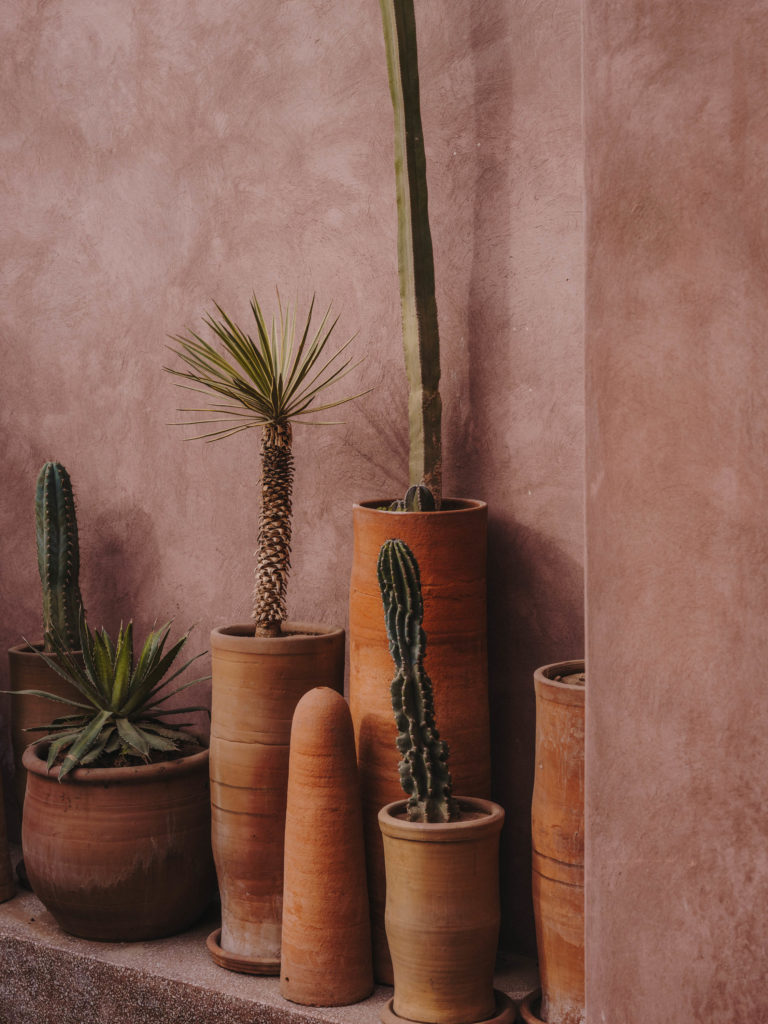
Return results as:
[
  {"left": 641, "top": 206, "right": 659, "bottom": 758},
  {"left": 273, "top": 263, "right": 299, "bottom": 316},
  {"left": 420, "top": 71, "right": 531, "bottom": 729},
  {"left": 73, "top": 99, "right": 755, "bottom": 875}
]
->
[
  {"left": 0, "top": 1, "right": 583, "bottom": 952},
  {"left": 585, "top": 1, "right": 768, "bottom": 1018}
]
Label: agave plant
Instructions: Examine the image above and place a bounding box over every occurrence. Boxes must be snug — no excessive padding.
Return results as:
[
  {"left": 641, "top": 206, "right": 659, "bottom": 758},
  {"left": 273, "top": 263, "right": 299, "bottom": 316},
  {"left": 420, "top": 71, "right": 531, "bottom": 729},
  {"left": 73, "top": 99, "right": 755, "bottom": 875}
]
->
[
  {"left": 16, "top": 614, "right": 207, "bottom": 780},
  {"left": 166, "top": 294, "right": 368, "bottom": 637}
]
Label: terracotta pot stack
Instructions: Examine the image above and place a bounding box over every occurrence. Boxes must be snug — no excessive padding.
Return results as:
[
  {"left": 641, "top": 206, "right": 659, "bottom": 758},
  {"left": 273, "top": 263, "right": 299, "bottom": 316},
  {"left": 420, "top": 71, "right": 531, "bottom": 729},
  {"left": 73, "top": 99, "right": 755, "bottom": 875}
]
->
[
  {"left": 207, "top": 623, "right": 344, "bottom": 974},
  {"left": 281, "top": 687, "right": 372, "bottom": 1007},
  {"left": 349, "top": 498, "right": 492, "bottom": 981}
]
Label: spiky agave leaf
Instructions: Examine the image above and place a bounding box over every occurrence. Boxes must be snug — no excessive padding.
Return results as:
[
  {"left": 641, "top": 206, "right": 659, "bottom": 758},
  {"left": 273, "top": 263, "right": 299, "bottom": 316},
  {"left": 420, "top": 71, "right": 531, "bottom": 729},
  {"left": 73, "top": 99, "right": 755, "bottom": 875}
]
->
[{"left": 7, "top": 616, "right": 208, "bottom": 780}]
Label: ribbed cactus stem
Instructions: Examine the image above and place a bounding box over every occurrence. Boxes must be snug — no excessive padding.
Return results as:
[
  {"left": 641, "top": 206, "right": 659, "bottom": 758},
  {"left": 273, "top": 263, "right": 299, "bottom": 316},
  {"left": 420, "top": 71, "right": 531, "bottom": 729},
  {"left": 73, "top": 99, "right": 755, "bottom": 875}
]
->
[
  {"left": 389, "top": 483, "right": 436, "bottom": 513},
  {"left": 35, "top": 462, "right": 84, "bottom": 652},
  {"left": 380, "top": 0, "right": 442, "bottom": 508},
  {"left": 377, "top": 538, "right": 458, "bottom": 823}
]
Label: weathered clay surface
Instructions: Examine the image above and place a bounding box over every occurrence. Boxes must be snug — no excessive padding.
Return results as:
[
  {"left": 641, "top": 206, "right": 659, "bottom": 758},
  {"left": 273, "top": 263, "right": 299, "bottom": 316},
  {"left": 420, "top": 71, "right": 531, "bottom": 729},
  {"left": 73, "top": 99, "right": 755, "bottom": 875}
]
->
[{"left": 585, "top": 1, "right": 768, "bottom": 1020}]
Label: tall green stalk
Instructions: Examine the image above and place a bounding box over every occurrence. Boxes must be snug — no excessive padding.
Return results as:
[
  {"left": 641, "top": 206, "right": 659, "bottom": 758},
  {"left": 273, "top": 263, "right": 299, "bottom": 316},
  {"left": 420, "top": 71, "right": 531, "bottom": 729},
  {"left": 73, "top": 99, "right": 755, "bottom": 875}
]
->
[{"left": 380, "top": 0, "right": 442, "bottom": 507}]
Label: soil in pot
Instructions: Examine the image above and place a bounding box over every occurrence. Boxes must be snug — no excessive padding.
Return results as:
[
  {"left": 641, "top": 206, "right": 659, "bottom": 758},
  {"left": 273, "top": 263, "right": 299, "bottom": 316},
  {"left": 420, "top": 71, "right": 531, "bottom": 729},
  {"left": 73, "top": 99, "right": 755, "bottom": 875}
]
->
[
  {"left": 22, "top": 740, "right": 215, "bottom": 941},
  {"left": 350, "top": 498, "right": 492, "bottom": 982}
]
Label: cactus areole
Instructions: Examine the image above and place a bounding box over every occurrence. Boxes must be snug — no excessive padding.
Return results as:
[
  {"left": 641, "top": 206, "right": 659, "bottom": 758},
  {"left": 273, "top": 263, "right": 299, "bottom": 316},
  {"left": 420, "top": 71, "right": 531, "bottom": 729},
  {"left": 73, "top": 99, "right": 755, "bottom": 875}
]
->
[
  {"left": 377, "top": 538, "right": 459, "bottom": 823},
  {"left": 35, "top": 462, "right": 84, "bottom": 653},
  {"left": 380, "top": 0, "right": 443, "bottom": 508}
]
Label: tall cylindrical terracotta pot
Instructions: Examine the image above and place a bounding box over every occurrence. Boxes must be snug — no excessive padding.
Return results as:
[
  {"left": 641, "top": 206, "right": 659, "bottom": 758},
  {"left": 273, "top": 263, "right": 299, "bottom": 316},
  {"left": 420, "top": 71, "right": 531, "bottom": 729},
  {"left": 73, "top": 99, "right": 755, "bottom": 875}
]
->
[
  {"left": 207, "top": 623, "right": 344, "bottom": 975},
  {"left": 22, "top": 741, "right": 214, "bottom": 940},
  {"left": 378, "top": 797, "right": 512, "bottom": 1024},
  {"left": 528, "top": 660, "right": 585, "bottom": 1024},
  {"left": 7, "top": 643, "right": 82, "bottom": 811},
  {"left": 281, "top": 687, "right": 372, "bottom": 1007},
  {"left": 350, "top": 499, "right": 491, "bottom": 982}
]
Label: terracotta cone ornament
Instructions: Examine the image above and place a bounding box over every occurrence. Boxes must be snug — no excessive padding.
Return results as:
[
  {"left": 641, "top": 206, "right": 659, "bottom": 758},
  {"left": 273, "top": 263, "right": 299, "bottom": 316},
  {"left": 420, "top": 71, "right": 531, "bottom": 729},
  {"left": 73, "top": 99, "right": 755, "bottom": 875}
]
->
[{"left": 280, "top": 687, "right": 373, "bottom": 1006}]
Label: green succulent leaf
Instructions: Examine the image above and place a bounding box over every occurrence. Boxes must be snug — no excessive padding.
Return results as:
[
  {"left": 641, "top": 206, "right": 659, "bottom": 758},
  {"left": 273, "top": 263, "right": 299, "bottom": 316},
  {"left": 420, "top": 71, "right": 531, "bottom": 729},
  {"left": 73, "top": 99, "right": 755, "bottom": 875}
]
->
[{"left": 165, "top": 293, "right": 371, "bottom": 439}]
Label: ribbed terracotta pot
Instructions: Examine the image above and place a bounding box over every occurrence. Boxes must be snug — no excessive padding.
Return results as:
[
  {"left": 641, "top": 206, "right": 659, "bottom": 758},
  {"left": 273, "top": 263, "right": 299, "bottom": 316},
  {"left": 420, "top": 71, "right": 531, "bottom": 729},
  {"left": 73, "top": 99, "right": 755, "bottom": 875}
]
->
[
  {"left": 281, "top": 687, "right": 372, "bottom": 1006},
  {"left": 378, "top": 797, "right": 511, "bottom": 1024},
  {"left": 530, "top": 661, "right": 585, "bottom": 1024},
  {"left": 350, "top": 498, "right": 491, "bottom": 982},
  {"left": 22, "top": 741, "right": 214, "bottom": 940},
  {"left": 7, "top": 643, "right": 82, "bottom": 811},
  {"left": 0, "top": 770, "right": 15, "bottom": 903},
  {"left": 207, "top": 623, "right": 344, "bottom": 975}
]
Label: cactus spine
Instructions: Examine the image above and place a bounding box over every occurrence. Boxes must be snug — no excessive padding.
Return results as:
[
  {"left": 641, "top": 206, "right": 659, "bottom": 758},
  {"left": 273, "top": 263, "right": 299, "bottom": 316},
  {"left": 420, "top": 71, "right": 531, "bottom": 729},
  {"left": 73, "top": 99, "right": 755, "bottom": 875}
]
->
[
  {"left": 35, "top": 462, "right": 84, "bottom": 652},
  {"left": 377, "top": 538, "right": 458, "bottom": 823},
  {"left": 379, "top": 0, "right": 442, "bottom": 508}
]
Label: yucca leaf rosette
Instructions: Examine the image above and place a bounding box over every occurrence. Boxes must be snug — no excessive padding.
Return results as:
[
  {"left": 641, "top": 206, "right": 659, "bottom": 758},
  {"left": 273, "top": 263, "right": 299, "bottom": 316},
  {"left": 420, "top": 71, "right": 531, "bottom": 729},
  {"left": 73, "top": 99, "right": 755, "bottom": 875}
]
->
[{"left": 166, "top": 294, "right": 369, "bottom": 637}]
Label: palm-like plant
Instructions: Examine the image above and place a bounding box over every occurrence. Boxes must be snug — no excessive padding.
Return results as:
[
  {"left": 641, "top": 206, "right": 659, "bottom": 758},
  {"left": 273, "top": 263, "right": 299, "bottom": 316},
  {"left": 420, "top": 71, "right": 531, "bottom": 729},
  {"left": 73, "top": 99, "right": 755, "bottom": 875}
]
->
[
  {"left": 166, "top": 294, "right": 367, "bottom": 637},
  {"left": 17, "top": 614, "right": 207, "bottom": 780}
]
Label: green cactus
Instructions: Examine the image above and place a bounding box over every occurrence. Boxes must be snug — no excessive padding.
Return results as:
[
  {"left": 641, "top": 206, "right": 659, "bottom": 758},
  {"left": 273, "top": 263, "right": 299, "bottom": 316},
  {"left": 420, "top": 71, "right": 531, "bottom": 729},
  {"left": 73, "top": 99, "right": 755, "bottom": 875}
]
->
[
  {"left": 35, "top": 462, "right": 84, "bottom": 652},
  {"left": 388, "top": 483, "right": 436, "bottom": 513},
  {"left": 380, "top": 0, "right": 442, "bottom": 508},
  {"left": 377, "top": 538, "right": 458, "bottom": 823}
]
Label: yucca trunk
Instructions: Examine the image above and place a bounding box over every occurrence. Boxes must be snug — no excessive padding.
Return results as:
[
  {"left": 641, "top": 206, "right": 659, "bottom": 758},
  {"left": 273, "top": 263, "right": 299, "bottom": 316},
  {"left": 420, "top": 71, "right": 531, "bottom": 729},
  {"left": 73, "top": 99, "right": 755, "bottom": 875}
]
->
[{"left": 253, "top": 421, "right": 294, "bottom": 636}]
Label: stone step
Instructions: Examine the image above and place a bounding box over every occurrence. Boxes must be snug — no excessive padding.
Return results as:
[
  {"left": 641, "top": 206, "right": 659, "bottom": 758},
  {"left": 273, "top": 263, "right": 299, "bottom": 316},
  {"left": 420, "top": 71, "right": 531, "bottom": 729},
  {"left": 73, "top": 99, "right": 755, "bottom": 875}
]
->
[{"left": 0, "top": 884, "right": 538, "bottom": 1024}]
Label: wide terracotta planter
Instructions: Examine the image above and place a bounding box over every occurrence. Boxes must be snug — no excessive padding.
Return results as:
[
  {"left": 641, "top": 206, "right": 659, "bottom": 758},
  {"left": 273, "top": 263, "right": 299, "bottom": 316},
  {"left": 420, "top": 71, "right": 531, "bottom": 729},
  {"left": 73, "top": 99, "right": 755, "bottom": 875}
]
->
[
  {"left": 530, "top": 661, "right": 585, "bottom": 1024},
  {"left": 22, "top": 740, "right": 214, "bottom": 941},
  {"left": 378, "top": 797, "right": 512, "bottom": 1024},
  {"left": 207, "top": 623, "right": 344, "bottom": 975},
  {"left": 7, "top": 643, "right": 82, "bottom": 811},
  {"left": 350, "top": 498, "right": 491, "bottom": 982},
  {"left": 281, "top": 687, "right": 372, "bottom": 1007}
]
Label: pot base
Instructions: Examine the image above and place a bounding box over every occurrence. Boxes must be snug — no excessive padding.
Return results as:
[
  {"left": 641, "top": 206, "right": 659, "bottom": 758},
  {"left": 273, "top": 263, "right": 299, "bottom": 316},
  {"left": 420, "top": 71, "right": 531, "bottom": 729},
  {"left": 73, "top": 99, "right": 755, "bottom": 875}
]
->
[
  {"left": 380, "top": 989, "right": 516, "bottom": 1024},
  {"left": 206, "top": 928, "right": 280, "bottom": 975}
]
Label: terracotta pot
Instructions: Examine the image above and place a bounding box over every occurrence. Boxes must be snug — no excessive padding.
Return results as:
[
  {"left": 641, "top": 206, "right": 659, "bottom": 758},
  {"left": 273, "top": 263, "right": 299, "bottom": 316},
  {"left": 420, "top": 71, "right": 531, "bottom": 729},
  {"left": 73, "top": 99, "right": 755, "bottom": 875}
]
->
[
  {"left": 280, "top": 687, "right": 372, "bottom": 1006},
  {"left": 531, "top": 661, "right": 585, "bottom": 1024},
  {"left": 350, "top": 498, "right": 491, "bottom": 982},
  {"left": 0, "top": 770, "right": 15, "bottom": 903},
  {"left": 207, "top": 623, "right": 344, "bottom": 974},
  {"left": 22, "top": 740, "right": 214, "bottom": 940},
  {"left": 378, "top": 796, "right": 506, "bottom": 1024},
  {"left": 7, "top": 643, "right": 82, "bottom": 811}
]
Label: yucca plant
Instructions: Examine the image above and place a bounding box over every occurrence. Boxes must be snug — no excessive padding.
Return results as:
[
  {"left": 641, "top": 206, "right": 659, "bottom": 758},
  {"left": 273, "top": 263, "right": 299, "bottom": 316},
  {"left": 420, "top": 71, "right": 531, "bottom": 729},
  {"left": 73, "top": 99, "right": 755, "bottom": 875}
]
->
[
  {"left": 166, "top": 294, "right": 367, "bottom": 637},
  {"left": 15, "top": 614, "right": 207, "bottom": 781}
]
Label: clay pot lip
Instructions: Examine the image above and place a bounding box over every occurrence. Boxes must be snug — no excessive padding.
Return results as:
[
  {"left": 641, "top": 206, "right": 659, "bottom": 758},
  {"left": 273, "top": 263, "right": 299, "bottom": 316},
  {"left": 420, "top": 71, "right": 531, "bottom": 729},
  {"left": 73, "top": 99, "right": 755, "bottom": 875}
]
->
[
  {"left": 8, "top": 641, "right": 82, "bottom": 657},
  {"left": 22, "top": 737, "right": 209, "bottom": 785},
  {"left": 378, "top": 796, "right": 504, "bottom": 843},
  {"left": 211, "top": 622, "right": 344, "bottom": 653},
  {"left": 534, "top": 659, "right": 585, "bottom": 692},
  {"left": 354, "top": 497, "right": 487, "bottom": 516}
]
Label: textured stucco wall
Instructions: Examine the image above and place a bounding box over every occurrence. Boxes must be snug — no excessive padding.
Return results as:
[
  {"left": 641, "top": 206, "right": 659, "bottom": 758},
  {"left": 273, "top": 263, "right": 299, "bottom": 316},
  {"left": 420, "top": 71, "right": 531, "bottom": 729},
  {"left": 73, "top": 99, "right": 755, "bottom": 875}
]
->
[
  {"left": 0, "top": 1, "right": 584, "bottom": 952},
  {"left": 585, "top": 1, "right": 768, "bottom": 1019}
]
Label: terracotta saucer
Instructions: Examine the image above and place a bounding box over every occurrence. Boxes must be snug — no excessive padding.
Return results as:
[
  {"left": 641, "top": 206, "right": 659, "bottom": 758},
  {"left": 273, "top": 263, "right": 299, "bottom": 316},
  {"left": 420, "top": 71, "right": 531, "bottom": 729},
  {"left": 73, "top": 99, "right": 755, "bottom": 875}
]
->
[
  {"left": 380, "top": 989, "right": 516, "bottom": 1024},
  {"left": 206, "top": 928, "right": 280, "bottom": 975}
]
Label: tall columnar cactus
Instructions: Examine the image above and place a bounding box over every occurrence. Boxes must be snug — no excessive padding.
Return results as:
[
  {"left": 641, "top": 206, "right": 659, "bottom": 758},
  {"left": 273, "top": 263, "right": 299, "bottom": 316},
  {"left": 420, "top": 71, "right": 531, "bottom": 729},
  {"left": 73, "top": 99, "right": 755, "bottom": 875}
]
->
[
  {"left": 380, "top": 0, "right": 442, "bottom": 508},
  {"left": 35, "top": 462, "right": 84, "bottom": 652},
  {"left": 377, "top": 538, "right": 458, "bottom": 823}
]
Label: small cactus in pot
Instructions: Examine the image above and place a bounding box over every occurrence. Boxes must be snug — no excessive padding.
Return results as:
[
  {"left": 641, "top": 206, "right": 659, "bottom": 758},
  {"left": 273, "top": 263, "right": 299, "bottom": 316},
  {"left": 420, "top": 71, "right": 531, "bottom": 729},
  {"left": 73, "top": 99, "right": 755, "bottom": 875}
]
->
[
  {"left": 36, "top": 462, "right": 85, "bottom": 652},
  {"left": 377, "top": 537, "right": 458, "bottom": 823}
]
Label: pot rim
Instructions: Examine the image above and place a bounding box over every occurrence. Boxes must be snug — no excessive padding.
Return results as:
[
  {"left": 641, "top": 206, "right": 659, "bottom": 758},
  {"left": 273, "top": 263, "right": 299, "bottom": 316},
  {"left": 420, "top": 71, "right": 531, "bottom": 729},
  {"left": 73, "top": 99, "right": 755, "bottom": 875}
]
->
[
  {"left": 211, "top": 622, "right": 344, "bottom": 653},
  {"left": 534, "top": 659, "right": 585, "bottom": 690},
  {"left": 354, "top": 497, "right": 487, "bottom": 516},
  {"left": 378, "top": 796, "right": 504, "bottom": 843},
  {"left": 8, "top": 641, "right": 82, "bottom": 657},
  {"left": 22, "top": 737, "right": 209, "bottom": 785}
]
